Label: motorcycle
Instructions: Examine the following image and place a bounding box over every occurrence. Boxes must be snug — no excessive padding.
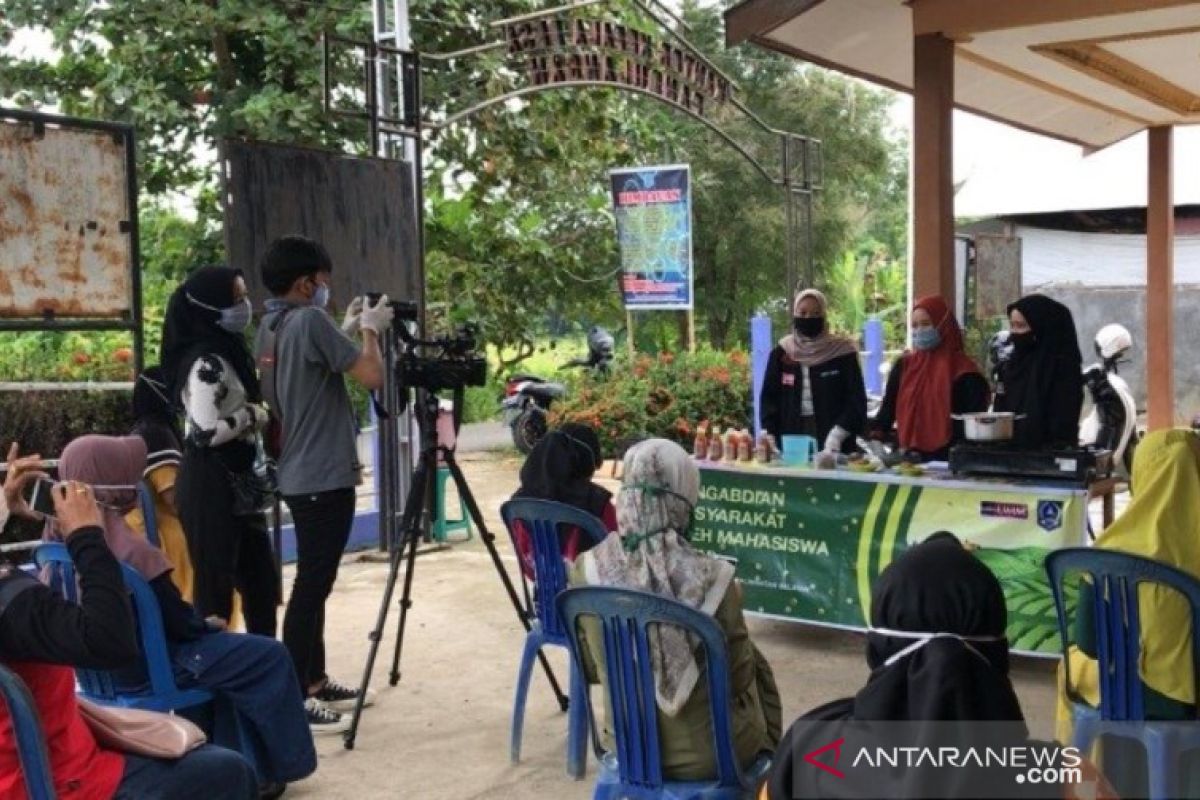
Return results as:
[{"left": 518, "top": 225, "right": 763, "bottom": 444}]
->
[
  {"left": 1079, "top": 323, "right": 1139, "bottom": 475},
  {"left": 501, "top": 326, "right": 615, "bottom": 454}
]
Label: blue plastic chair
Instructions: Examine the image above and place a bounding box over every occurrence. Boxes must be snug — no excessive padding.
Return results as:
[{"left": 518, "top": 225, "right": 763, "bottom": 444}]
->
[
  {"left": 35, "top": 544, "right": 261, "bottom": 779},
  {"left": 138, "top": 481, "right": 161, "bottom": 548},
  {"left": 500, "top": 498, "right": 609, "bottom": 778},
  {"left": 557, "top": 586, "right": 771, "bottom": 800},
  {"left": 35, "top": 542, "right": 212, "bottom": 712},
  {"left": 0, "top": 664, "right": 56, "bottom": 800},
  {"left": 1047, "top": 547, "right": 1200, "bottom": 800}
]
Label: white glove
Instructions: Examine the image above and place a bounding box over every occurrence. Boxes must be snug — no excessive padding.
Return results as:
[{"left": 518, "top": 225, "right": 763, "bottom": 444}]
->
[
  {"left": 341, "top": 296, "right": 364, "bottom": 336},
  {"left": 823, "top": 425, "right": 849, "bottom": 454},
  {"left": 360, "top": 294, "right": 394, "bottom": 336},
  {"left": 814, "top": 450, "right": 838, "bottom": 470}
]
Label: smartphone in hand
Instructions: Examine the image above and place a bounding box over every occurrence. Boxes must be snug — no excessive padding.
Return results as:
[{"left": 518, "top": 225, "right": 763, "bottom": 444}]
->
[{"left": 22, "top": 477, "right": 57, "bottom": 519}]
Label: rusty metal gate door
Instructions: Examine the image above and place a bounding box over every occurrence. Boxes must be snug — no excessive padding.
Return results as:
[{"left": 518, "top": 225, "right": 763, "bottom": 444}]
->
[{"left": 0, "top": 108, "right": 142, "bottom": 365}]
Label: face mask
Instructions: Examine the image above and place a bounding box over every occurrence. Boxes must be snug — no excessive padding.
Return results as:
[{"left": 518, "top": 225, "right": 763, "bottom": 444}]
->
[
  {"left": 88, "top": 484, "right": 140, "bottom": 513},
  {"left": 187, "top": 292, "right": 251, "bottom": 332},
  {"left": 1009, "top": 331, "right": 1036, "bottom": 353},
  {"left": 620, "top": 482, "right": 697, "bottom": 549},
  {"left": 217, "top": 298, "right": 252, "bottom": 332},
  {"left": 793, "top": 316, "right": 825, "bottom": 339},
  {"left": 138, "top": 374, "right": 173, "bottom": 408},
  {"left": 869, "top": 626, "right": 1006, "bottom": 668},
  {"left": 912, "top": 328, "right": 941, "bottom": 351},
  {"left": 312, "top": 282, "right": 330, "bottom": 309}
]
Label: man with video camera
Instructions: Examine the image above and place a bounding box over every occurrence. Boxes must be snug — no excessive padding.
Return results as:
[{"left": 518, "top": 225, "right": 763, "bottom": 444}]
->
[{"left": 256, "top": 235, "right": 394, "bottom": 734}]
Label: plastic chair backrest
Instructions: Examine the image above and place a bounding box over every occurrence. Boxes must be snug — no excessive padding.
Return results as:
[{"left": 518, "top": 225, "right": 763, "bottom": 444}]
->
[
  {"left": 35, "top": 543, "right": 186, "bottom": 708},
  {"left": 557, "top": 585, "right": 743, "bottom": 792},
  {"left": 1047, "top": 547, "right": 1200, "bottom": 721},
  {"left": 0, "top": 663, "right": 56, "bottom": 800},
  {"left": 138, "top": 482, "right": 161, "bottom": 549},
  {"left": 500, "top": 499, "right": 608, "bottom": 643}
]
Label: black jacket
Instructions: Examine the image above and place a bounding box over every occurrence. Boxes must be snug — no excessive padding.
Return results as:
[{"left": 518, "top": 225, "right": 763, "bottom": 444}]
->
[
  {"left": 0, "top": 528, "right": 138, "bottom": 668},
  {"left": 760, "top": 347, "right": 867, "bottom": 451},
  {"left": 871, "top": 355, "right": 991, "bottom": 460}
]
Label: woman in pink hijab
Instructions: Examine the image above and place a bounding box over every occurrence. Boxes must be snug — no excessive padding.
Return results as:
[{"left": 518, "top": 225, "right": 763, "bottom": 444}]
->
[{"left": 45, "top": 435, "right": 316, "bottom": 797}]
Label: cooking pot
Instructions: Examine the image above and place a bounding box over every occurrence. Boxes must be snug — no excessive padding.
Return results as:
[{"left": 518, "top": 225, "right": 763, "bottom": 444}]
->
[{"left": 952, "top": 412, "right": 1023, "bottom": 442}]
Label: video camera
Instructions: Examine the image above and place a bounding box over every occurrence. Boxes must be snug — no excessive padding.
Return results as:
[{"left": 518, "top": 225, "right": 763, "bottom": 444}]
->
[{"left": 368, "top": 295, "right": 487, "bottom": 392}]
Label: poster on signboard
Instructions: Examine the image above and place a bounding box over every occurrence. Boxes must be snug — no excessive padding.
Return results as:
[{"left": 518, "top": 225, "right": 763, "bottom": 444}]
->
[{"left": 610, "top": 164, "right": 693, "bottom": 310}]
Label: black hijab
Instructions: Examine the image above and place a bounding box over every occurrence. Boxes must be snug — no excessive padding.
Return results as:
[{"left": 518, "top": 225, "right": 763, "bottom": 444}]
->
[
  {"left": 131, "top": 365, "right": 183, "bottom": 454},
  {"left": 763, "top": 534, "right": 1063, "bottom": 800},
  {"left": 160, "top": 266, "right": 261, "bottom": 404},
  {"left": 513, "top": 423, "right": 611, "bottom": 519},
  {"left": 1000, "top": 294, "right": 1083, "bottom": 447}
]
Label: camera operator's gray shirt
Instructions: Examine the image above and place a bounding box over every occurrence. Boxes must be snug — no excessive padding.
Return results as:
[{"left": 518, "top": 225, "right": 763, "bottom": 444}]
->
[{"left": 257, "top": 305, "right": 362, "bottom": 496}]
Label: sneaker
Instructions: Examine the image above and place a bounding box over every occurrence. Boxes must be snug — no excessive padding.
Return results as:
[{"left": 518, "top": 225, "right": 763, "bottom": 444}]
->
[
  {"left": 312, "top": 679, "right": 375, "bottom": 712},
  {"left": 304, "top": 697, "right": 350, "bottom": 735}
]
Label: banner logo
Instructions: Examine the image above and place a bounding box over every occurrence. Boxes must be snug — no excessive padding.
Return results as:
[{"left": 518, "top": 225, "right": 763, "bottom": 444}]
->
[
  {"left": 979, "top": 501, "right": 1029, "bottom": 520},
  {"left": 803, "top": 737, "right": 846, "bottom": 779},
  {"left": 1037, "top": 501, "right": 1064, "bottom": 532}
]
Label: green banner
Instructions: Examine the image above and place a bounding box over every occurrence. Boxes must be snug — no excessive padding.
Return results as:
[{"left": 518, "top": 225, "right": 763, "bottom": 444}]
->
[{"left": 689, "top": 465, "right": 1087, "bottom": 654}]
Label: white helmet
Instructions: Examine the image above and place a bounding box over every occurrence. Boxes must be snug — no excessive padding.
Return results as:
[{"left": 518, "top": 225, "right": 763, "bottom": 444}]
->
[{"left": 1094, "top": 324, "right": 1133, "bottom": 361}]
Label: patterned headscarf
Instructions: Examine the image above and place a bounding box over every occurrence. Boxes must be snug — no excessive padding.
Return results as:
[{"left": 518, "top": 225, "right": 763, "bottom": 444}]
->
[{"left": 580, "top": 439, "right": 734, "bottom": 716}]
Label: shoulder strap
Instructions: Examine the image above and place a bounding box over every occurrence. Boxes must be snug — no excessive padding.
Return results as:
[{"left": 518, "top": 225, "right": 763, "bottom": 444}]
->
[{"left": 257, "top": 309, "right": 296, "bottom": 418}]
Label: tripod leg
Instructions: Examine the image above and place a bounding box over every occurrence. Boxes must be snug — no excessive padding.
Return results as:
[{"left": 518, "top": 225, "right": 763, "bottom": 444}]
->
[
  {"left": 442, "top": 452, "right": 569, "bottom": 711},
  {"left": 343, "top": 455, "right": 433, "bottom": 750},
  {"left": 387, "top": 493, "right": 423, "bottom": 686}
]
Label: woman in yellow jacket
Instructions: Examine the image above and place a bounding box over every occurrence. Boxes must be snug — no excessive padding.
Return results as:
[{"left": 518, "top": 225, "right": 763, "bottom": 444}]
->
[
  {"left": 126, "top": 367, "right": 196, "bottom": 599},
  {"left": 1059, "top": 428, "right": 1200, "bottom": 722}
]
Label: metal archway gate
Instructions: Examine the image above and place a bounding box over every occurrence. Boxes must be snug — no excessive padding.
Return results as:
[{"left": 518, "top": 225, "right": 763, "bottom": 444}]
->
[{"left": 322, "top": 0, "right": 823, "bottom": 298}]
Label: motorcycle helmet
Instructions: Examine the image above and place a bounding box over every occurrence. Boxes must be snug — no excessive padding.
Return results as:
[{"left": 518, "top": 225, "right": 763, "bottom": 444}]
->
[
  {"left": 1094, "top": 323, "right": 1133, "bottom": 362},
  {"left": 988, "top": 329, "right": 1013, "bottom": 370},
  {"left": 587, "top": 326, "right": 615, "bottom": 363}
]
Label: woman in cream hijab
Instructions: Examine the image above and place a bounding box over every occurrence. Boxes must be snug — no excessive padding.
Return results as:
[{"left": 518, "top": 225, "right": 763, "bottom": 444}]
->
[
  {"left": 760, "top": 289, "right": 866, "bottom": 457},
  {"left": 569, "top": 438, "right": 781, "bottom": 781}
]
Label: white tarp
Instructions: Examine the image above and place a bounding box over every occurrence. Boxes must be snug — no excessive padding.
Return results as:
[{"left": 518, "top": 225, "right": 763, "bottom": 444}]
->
[{"left": 1017, "top": 225, "right": 1200, "bottom": 288}]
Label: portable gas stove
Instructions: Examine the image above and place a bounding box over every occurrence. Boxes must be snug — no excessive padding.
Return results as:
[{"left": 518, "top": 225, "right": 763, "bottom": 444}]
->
[{"left": 948, "top": 443, "right": 1112, "bottom": 487}]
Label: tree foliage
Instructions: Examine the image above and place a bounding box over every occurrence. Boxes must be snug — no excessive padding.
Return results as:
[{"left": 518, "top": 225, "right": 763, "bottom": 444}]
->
[{"left": 1, "top": 0, "right": 908, "bottom": 374}]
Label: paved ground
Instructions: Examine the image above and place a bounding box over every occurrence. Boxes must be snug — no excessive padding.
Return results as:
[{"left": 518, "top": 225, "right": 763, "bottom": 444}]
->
[
  {"left": 278, "top": 451, "right": 1086, "bottom": 799},
  {"left": 457, "top": 420, "right": 512, "bottom": 453}
]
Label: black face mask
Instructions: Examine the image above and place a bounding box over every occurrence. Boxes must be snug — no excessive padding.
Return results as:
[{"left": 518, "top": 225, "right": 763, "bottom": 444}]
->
[
  {"left": 1009, "top": 331, "right": 1036, "bottom": 353},
  {"left": 793, "top": 316, "right": 825, "bottom": 339}
]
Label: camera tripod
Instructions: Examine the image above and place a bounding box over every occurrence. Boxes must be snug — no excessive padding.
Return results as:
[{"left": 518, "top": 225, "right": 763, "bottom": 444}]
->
[{"left": 343, "top": 387, "right": 569, "bottom": 749}]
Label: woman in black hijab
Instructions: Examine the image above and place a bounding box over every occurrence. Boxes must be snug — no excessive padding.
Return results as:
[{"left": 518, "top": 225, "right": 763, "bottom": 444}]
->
[
  {"left": 509, "top": 423, "right": 616, "bottom": 578},
  {"left": 132, "top": 365, "right": 184, "bottom": 469},
  {"left": 995, "top": 294, "right": 1084, "bottom": 448},
  {"left": 761, "top": 534, "right": 1104, "bottom": 800},
  {"left": 160, "top": 267, "right": 278, "bottom": 637}
]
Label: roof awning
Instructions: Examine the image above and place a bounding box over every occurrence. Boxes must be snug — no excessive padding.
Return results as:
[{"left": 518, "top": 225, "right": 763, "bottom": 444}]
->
[{"left": 725, "top": 0, "right": 1200, "bottom": 150}]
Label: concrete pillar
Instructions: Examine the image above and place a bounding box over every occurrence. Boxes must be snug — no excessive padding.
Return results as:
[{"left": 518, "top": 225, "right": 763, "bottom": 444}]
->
[
  {"left": 912, "top": 33, "right": 956, "bottom": 307},
  {"left": 1146, "top": 125, "right": 1175, "bottom": 430}
]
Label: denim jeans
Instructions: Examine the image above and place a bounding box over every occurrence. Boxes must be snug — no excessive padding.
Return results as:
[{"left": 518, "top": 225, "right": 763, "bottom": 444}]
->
[
  {"left": 281, "top": 488, "right": 355, "bottom": 689},
  {"left": 114, "top": 745, "right": 257, "bottom": 800}
]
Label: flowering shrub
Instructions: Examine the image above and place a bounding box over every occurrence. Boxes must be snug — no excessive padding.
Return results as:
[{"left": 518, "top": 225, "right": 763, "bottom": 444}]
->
[{"left": 551, "top": 349, "right": 752, "bottom": 455}]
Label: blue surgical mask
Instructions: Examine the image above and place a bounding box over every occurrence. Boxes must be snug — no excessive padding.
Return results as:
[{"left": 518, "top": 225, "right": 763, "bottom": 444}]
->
[
  {"left": 187, "top": 292, "right": 252, "bottom": 333},
  {"left": 912, "top": 328, "right": 941, "bottom": 351},
  {"left": 312, "top": 283, "right": 330, "bottom": 309},
  {"left": 217, "top": 298, "right": 252, "bottom": 332}
]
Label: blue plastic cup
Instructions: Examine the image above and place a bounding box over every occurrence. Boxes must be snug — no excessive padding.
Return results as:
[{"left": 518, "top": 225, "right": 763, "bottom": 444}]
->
[{"left": 781, "top": 435, "right": 817, "bottom": 467}]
